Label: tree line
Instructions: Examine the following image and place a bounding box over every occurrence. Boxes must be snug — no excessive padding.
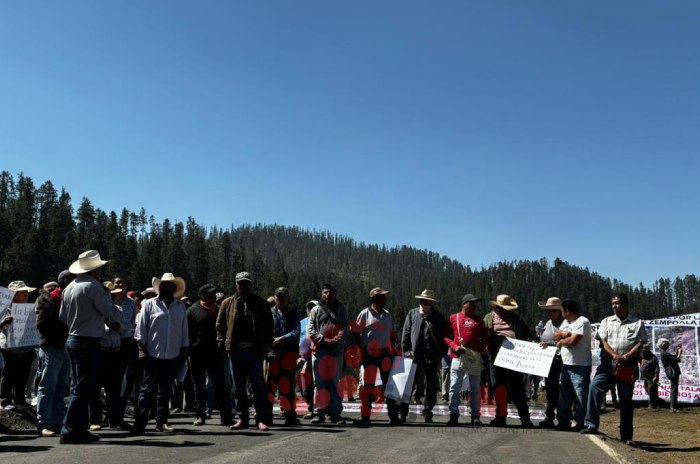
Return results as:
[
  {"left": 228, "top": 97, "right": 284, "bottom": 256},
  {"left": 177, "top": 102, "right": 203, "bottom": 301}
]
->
[{"left": 1, "top": 171, "right": 698, "bottom": 328}]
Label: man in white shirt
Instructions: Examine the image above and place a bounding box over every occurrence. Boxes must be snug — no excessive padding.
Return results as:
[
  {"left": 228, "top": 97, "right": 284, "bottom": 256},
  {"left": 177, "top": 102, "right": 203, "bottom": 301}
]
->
[
  {"left": 553, "top": 300, "right": 591, "bottom": 431},
  {"left": 132, "top": 273, "right": 189, "bottom": 434}
]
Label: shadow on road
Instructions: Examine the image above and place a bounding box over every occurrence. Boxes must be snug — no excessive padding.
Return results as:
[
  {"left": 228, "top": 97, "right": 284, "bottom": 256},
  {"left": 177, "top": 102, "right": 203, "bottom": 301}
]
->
[
  {"left": 0, "top": 445, "right": 52, "bottom": 453},
  {"left": 635, "top": 442, "right": 700, "bottom": 454},
  {"left": 99, "top": 439, "right": 214, "bottom": 448}
]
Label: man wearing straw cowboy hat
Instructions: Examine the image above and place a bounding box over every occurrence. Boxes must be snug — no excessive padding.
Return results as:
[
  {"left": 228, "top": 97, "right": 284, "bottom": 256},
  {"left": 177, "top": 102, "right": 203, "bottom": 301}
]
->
[
  {"left": 132, "top": 273, "right": 190, "bottom": 435},
  {"left": 0, "top": 280, "right": 38, "bottom": 410},
  {"left": 400, "top": 289, "right": 447, "bottom": 423},
  {"left": 58, "top": 250, "right": 114, "bottom": 444},
  {"left": 536, "top": 296, "right": 564, "bottom": 428},
  {"left": 484, "top": 294, "right": 533, "bottom": 427}
]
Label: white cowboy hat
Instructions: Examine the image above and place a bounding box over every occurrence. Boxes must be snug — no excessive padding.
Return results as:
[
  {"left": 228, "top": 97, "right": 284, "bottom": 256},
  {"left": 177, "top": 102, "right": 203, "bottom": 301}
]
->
[
  {"left": 537, "top": 297, "right": 563, "bottom": 311},
  {"left": 69, "top": 250, "right": 109, "bottom": 274},
  {"left": 414, "top": 289, "right": 438, "bottom": 302},
  {"left": 7, "top": 280, "right": 37, "bottom": 293},
  {"left": 152, "top": 273, "right": 186, "bottom": 298},
  {"left": 489, "top": 294, "right": 519, "bottom": 311},
  {"left": 141, "top": 287, "right": 157, "bottom": 296}
]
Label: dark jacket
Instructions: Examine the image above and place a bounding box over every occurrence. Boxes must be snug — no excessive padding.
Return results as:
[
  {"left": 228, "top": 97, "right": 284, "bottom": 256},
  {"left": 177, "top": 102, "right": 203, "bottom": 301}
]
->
[
  {"left": 660, "top": 351, "right": 681, "bottom": 381},
  {"left": 483, "top": 310, "right": 531, "bottom": 359},
  {"left": 270, "top": 305, "right": 301, "bottom": 356},
  {"left": 187, "top": 301, "right": 219, "bottom": 354},
  {"left": 216, "top": 293, "right": 274, "bottom": 358},
  {"left": 640, "top": 353, "right": 659, "bottom": 381},
  {"left": 401, "top": 307, "right": 447, "bottom": 364},
  {"left": 35, "top": 290, "right": 69, "bottom": 348}
]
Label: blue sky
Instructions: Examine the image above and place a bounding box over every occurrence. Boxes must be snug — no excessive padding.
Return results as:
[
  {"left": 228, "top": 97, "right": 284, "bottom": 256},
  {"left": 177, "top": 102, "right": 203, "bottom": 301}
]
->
[{"left": 1, "top": 1, "right": 698, "bottom": 287}]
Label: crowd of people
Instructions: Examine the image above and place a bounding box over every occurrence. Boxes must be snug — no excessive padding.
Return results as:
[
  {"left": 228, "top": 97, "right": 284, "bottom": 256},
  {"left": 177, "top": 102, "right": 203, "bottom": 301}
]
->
[{"left": 0, "top": 249, "right": 684, "bottom": 447}]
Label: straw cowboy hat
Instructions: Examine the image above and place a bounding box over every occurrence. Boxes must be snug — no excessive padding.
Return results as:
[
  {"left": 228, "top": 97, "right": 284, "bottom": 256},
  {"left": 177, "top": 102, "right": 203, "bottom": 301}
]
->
[
  {"left": 69, "top": 250, "right": 109, "bottom": 274},
  {"left": 537, "top": 297, "right": 563, "bottom": 311},
  {"left": 103, "top": 281, "right": 123, "bottom": 295},
  {"left": 489, "top": 294, "right": 519, "bottom": 311},
  {"left": 414, "top": 289, "right": 438, "bottom": 302},
  {"left": 152, "top": 273, "right": 186, "bottom": 298},
  {"left": 7, "top": 281, "right": 37, "bottom": 293}
]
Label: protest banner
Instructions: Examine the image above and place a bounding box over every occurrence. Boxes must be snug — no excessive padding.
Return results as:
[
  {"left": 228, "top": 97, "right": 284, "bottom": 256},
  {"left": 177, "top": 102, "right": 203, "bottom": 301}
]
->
[
  {"left": 494, "top": 337, "right": 557, "bottom": 377},
  {"left": 0, "top": 286, "right": 14, "bottom": 319},
  {"left": 384, "top": 356, "right": 417, "bottom": 403},
  {"left": 6, "top": 303, "right": 40, "bottom": 348},
  {"left": 592, "top": 312, "right": 700, "bottom": 404}
]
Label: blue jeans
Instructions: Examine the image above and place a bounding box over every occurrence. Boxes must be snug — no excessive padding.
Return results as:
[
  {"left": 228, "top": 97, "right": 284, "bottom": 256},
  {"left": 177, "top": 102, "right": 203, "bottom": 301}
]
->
[
  {"left": 585, "top": 356, "right": 636, "bottom": 440},
  {"left": 62, "top": 336, "right": 101, "bottom": 436},
  {"left": 448, "top": 358, "right": 481, "bottom": 418},
  {"left": 230, "top": 345, "right": 269, "bottom": 424},
  {"left": 135, "top": 356, "right": 178, "bottom": 428},
  {"left": 312, "top": 350, "right": 343, "bottom": 419},
  {"left": 36, "top": 345, "right": 70, "bottom": 432},
  {"left": 557, "top": 364, "right": 591, "bottom": 427}
]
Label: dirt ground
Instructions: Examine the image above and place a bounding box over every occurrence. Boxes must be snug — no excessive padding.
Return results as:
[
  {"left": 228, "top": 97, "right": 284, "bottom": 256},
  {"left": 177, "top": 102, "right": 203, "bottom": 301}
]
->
[{"left": 597, "top": 404, "right": 700, "bottom": 464}]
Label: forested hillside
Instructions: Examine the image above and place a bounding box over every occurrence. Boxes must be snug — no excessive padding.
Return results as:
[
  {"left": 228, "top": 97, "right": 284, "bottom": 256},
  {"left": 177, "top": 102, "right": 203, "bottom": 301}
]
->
[{"left": 1, "top": 171, "right": 698, "bottom": 327}]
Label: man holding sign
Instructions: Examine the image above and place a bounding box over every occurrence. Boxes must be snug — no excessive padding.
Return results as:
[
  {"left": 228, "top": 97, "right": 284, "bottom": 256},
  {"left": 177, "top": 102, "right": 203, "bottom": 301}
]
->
[
  {"left": 484, "top": 294, "right": 533, "bottom": 427},
  {"left": 0, "top": 280, "right": 38, "bottom": 410}
]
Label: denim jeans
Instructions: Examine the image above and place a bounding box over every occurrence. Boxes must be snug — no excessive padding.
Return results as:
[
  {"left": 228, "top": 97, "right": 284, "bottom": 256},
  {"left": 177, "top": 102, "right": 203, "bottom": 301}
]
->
[
  {"left": 448, "top": 358, "right": 481, "bottom": 418},
  {"left": 230, "top": 345, "right": 269, "bottom": 424},
  {"left": 585, "top": 355, "right": 636, "bottom": 440},
  {"left": 312, "top": 350, "right": 344, "bottom": 419},
  {"left": 36, "top": 345, "right": 70, "bottom": 432},
  {"left": 62, "top": 336, "right": 101, "bottom": 436},
  {"left": 557, "top": 364, "right": 591, "bottom": 427},
  {"left": 135, "top": 357, "right": 178, "bottom": 428}
]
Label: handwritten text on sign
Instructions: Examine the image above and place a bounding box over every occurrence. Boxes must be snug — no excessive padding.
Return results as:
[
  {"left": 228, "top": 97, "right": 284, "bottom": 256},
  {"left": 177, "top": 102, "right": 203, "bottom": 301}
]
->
[
  {"left": 6, "top": 303, "right": 40, "bottom": 348},
  {"left": 494, "top": 337, "right": 557, "bottom": 377},
  {"left": 0, "top": 287, "right": 15, "bottom": 319}
]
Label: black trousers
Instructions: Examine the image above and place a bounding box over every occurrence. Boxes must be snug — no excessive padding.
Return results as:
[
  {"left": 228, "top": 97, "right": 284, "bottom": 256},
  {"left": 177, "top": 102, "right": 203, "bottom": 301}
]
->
[
  {"left": 0, "top": 349, "right": 36, "bottom": 406},
  {"left": 90, "top": 350, "right": 123, "bottom": 426},
  {"left": 545, "top": 356, "right": 562, "bottom": 420},
  {"left": 400, "top": 361, "right": 438, "bottom": 416},
  {"left": 189, "top": 348, "right": 231, "bottom": 423}
]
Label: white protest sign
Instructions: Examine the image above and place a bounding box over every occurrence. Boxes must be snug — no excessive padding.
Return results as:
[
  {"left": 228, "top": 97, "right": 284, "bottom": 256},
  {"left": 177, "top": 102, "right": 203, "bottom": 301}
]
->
[
  {"left": 494, "top": 337, "right": 557, "bottom": 377},
  {"left": 6, "top": 303, "right": 40, "bottom": 348},
  {"left": 0, "top": 287, "right": 15, "bottom": 319},
  {"left": 384, "top": 356, "right": 417, "bottom": 403}
]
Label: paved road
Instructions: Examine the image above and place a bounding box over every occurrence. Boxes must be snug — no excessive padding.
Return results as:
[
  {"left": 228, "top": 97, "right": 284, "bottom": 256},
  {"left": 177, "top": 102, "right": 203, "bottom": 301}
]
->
[{"left": 0, "top": 406, "right": 618, "bottom": 464}]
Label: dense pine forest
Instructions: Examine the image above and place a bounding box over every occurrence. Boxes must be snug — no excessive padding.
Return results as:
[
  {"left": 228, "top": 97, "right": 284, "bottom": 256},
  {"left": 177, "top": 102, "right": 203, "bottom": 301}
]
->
[{"left": 1, "top": 171, "right": 698, "bottom": 327}]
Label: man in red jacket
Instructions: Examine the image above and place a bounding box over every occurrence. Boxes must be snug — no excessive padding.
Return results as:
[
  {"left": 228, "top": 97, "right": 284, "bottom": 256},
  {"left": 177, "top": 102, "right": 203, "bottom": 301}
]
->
[{"left": 443, "top": 294, "right": 489, "bottom": 426}]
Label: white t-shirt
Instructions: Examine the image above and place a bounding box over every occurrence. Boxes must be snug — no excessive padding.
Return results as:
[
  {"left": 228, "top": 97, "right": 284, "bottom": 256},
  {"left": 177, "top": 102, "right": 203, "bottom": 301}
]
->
[{"left": 559, "top": 316, "right": 592, "bottom": 366}]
